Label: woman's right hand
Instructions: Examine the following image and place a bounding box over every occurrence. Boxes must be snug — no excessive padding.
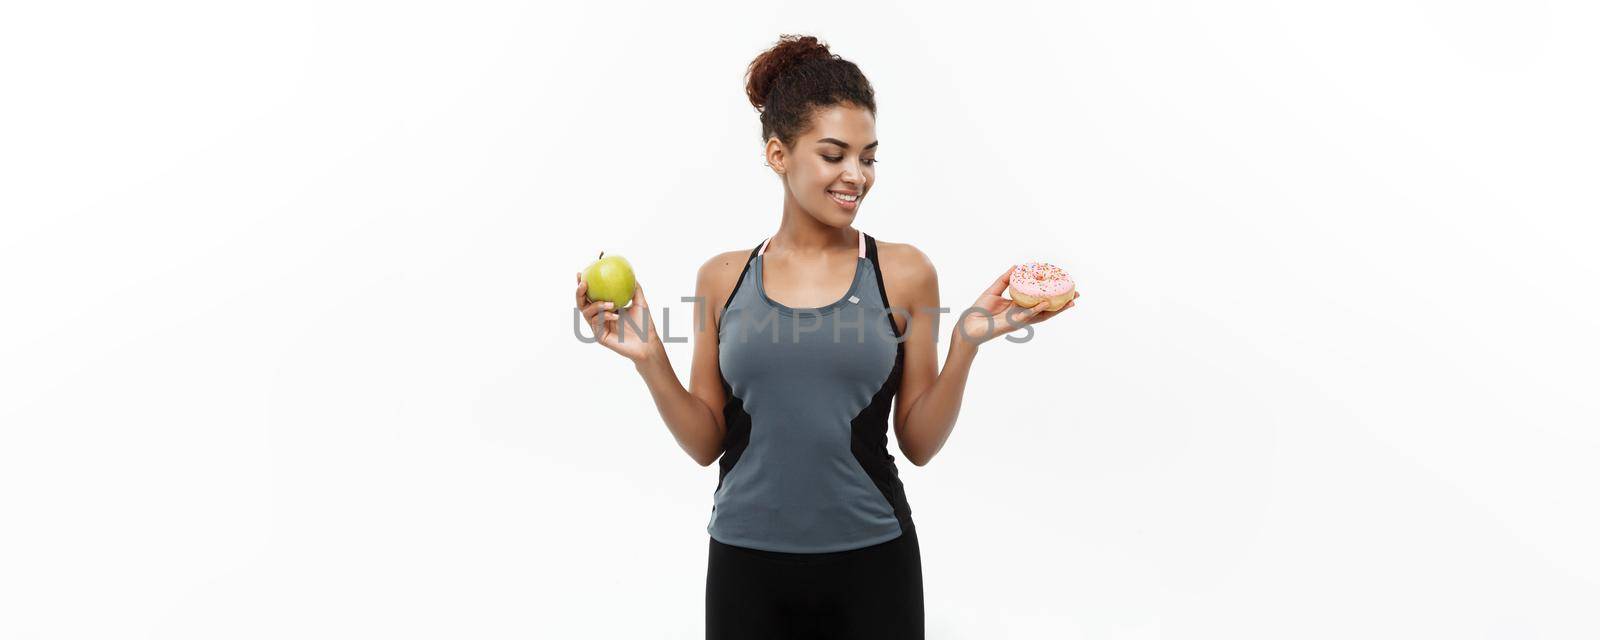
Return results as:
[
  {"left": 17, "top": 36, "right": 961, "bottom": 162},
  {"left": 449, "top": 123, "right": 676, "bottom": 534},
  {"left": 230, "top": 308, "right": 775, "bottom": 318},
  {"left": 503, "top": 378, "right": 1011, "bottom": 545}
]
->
[{"left": 576, "top": 270, "right": 662, "bottom": 364}]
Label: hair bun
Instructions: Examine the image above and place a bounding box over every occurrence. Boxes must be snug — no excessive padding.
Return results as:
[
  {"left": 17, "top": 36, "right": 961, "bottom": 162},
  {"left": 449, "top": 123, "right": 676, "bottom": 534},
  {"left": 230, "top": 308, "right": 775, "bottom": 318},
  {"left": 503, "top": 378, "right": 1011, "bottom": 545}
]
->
[{"left": 745, "top": 34, "right": 837, "bottom": 112}]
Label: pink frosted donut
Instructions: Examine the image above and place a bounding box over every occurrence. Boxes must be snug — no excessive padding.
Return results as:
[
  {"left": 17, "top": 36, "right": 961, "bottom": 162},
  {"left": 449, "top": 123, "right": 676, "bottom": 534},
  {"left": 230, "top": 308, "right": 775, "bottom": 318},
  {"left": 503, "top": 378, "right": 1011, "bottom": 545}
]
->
[{"left": 1007, "top": 261, "right": 1077, "bottom": 312}]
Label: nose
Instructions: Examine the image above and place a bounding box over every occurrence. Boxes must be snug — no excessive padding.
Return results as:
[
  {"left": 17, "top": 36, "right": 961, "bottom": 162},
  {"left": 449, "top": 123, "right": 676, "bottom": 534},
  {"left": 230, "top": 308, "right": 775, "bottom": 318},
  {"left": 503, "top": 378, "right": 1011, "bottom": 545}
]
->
[{"left": 841, "top": 161, "right": 865, "bottom": 186}]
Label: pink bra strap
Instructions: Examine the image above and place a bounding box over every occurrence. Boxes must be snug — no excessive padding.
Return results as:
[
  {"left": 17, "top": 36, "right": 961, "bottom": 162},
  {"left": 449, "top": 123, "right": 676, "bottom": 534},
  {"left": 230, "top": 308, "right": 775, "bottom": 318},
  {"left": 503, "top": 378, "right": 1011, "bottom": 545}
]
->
[{"left": 757, "top": 229, "right": 865, "bottom": 258}]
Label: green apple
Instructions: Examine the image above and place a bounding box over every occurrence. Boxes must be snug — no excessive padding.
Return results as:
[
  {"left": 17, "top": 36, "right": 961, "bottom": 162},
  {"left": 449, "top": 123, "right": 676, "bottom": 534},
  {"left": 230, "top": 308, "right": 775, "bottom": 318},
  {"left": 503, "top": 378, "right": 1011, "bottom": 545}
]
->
[{"left": 582, "top": 252, "right": 636, "bottom": 309}]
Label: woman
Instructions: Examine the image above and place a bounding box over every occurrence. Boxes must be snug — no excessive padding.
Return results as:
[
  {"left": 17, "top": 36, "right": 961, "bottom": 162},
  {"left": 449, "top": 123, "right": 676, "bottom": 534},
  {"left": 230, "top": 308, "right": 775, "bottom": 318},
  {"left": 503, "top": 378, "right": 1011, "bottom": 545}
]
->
[{"left": 574, "top": 34, "right": 1077, "bottom": 639}]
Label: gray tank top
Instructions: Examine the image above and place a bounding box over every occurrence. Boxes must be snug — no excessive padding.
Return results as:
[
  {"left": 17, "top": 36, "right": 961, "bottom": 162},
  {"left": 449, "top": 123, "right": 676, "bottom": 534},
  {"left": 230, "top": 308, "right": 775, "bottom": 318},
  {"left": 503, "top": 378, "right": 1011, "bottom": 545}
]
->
[{"left": 709, "top": 229, "right": 915, "bottom": 553}]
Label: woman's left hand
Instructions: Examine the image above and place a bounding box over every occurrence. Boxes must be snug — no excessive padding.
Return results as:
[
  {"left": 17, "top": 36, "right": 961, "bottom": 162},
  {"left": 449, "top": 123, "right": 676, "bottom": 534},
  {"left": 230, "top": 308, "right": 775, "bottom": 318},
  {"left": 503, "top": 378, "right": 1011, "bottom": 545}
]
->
[{"left": 956, "top": 264, "right": 1079, "bottom": 346}]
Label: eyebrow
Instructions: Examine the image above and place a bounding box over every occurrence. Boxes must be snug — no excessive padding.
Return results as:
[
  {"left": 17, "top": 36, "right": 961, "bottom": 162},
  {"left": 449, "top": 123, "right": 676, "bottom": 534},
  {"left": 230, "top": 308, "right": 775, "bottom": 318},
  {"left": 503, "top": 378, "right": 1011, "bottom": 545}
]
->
[{"left": 816, "top": 137, "right": 879, "bottom": 151}]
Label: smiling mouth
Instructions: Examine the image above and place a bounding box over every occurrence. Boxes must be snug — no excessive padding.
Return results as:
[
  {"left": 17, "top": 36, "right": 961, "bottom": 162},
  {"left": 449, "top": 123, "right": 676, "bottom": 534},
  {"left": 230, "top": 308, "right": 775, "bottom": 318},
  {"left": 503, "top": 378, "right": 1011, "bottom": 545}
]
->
[{"left": 828, "top": 191, "right": 860, "bottom": 206}]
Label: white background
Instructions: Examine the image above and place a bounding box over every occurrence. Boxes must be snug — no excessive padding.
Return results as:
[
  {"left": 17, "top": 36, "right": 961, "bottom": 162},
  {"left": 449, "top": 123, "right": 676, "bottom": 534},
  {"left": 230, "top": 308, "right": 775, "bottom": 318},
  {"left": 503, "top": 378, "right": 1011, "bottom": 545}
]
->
[{"left": 3, "top": 1, "right": 1597, "bottom": 638}]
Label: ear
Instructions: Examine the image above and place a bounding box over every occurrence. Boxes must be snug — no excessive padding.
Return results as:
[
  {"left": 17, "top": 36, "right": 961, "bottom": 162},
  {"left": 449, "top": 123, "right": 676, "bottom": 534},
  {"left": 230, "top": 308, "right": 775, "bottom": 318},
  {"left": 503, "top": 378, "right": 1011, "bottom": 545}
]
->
[{"left": 764, "top": 136, "right": 787, "bottom": 175}]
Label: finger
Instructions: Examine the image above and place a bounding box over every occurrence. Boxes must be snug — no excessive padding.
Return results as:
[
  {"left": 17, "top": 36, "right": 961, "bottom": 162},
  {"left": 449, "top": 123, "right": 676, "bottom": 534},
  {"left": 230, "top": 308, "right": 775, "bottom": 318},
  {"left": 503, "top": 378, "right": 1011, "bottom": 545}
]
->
[
  {"left": 633, "top": 282, "right": 648, "bottom": 309},
  {"left": 1001, "top": 302, "right": 1037, "bottom": 326},
  {"left": 581, "top": 298, "right": 609, "bottom": 322},
  {"left": 599, "top": 311, "right": 621, "bottom": 345},
  {"left": 1028, "top": 297, "right": 1067, "bottom": 320},
  {"left": 575, "top": 279, "right": 589, "bottom": 308},
  {"left": 985, "top": 264, "right": 1017, "bottom": 297},
  {"left": 583, "top": 301, "right": 613, "bottom": 339},
  {"left": 1027, "top": 307, "right": 1060, "bottom": 324},
  {"left": 1042, "top": 292, "right": 1078, "bottom": 315}
]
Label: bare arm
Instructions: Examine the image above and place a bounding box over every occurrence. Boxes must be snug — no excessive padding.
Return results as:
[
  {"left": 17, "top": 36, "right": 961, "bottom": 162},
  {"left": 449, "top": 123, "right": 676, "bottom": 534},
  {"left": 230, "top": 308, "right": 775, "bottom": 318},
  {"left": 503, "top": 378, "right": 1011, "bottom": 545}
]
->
[
  {"left": 632, "top": 254, "right": 738, "bottom": 467},
  {"left": 888, "top": 245, "right": 974, "bottom": 467},
  {"left": 891, "top": 248, "right": 1071, "bottom": 466},
  {"left": 897, "top": 333, "right": 982, "bottom": 467}
]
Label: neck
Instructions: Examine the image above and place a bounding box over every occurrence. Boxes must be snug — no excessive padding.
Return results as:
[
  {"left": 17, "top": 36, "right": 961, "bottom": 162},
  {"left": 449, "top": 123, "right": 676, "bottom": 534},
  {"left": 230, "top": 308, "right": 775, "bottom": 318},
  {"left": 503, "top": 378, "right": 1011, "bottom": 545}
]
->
[{"left": 771, "top": 194, "right": 857, "bottom": 257}]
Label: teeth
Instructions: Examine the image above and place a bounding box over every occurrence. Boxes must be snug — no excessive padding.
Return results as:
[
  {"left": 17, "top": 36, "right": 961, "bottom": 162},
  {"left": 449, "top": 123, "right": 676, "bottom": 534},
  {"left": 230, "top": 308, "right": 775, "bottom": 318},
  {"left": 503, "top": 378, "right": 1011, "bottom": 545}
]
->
[{"left": 829, "top": 192, "right": 859, "bottom": 202}]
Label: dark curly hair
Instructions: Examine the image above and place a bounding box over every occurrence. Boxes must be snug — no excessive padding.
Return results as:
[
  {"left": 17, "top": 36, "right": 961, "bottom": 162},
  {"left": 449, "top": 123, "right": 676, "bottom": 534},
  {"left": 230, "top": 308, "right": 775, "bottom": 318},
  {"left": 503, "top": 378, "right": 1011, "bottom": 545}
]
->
[{"left": 744, "top": 34, "right": 876, "bottom": 150}]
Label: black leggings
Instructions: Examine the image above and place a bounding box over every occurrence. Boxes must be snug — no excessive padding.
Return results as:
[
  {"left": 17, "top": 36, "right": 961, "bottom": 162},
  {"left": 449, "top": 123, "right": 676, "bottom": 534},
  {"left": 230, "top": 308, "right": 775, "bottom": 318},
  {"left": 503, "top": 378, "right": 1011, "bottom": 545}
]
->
[{"left": 705, "top": 526, "right": 924, "bottom": 639}]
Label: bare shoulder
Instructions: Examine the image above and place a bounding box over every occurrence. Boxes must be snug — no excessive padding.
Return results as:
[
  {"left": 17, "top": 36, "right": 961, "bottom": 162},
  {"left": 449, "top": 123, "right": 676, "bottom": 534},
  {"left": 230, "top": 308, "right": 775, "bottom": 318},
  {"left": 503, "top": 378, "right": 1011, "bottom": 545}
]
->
[
  {"left": 697, "top": 248, "right": 756, "bottom": 312},
  {"left": 877, "top": 239, "right": 935, "bottom": 272},
  {"left": 875, "top": 239, "right": 938, "bottom": 311}
]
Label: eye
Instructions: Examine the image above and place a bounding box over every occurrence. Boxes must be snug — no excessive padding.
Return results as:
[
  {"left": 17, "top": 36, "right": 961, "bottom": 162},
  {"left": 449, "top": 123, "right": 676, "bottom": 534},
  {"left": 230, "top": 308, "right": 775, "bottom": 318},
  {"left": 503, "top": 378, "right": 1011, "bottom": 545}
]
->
[{"left": 823, "top": 156, "right": 878, "bottom": 166}]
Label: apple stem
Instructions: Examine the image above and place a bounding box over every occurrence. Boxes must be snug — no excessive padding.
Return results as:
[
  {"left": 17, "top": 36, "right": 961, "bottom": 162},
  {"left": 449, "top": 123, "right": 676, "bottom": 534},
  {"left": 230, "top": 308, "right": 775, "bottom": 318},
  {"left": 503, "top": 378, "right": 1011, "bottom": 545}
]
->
[{"left": 598, "top": 251, "right": 604, "bottom": 259}]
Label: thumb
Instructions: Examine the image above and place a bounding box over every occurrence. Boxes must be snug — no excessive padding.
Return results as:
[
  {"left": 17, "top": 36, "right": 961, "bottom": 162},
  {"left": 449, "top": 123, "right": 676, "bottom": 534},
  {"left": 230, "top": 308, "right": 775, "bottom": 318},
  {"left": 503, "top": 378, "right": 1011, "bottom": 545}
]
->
[
  {"left": 634, "top": 282, "right": 648, "bottom": 309},
  {"left": 1007, "top": 302, "right": 1044, "bottom": 324}
]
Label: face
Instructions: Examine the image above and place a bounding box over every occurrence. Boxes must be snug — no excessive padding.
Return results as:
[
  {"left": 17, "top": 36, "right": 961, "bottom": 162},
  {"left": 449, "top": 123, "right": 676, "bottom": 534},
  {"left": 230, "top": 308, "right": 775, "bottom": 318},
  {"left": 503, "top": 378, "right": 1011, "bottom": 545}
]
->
[{"left": 766, "top": 104, "right": 878, "bottom": 226}]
